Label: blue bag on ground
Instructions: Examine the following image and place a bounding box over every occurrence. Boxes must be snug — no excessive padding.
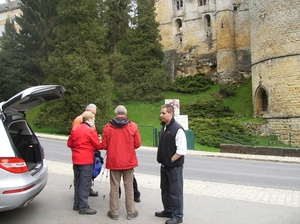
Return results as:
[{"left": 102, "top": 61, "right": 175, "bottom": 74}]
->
[{"left": 92, "top": 151, "right": 103, "bottom": 180}]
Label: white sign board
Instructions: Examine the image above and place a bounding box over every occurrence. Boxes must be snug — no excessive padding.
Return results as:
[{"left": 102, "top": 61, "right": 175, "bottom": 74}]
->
[{"left": 175, "top": 115, "right": 189, "bottom": 130}]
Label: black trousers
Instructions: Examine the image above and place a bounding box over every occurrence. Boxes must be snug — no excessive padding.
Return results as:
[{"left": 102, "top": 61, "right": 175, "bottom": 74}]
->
[{"left": 160, "top": 165, "right": 183, "bottom": 220}]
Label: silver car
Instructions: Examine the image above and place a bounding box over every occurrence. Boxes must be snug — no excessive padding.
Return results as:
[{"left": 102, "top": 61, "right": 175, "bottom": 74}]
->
[{"left": 0, "top": 85, "right": 65, "bottom": 212}]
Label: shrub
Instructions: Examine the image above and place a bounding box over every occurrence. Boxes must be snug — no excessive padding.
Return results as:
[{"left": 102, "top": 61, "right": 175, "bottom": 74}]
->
[
  {"left": 189, "top": 118, "right": 257, "bottom": 148},
  {"left": 170, "top": 73, "right": 213, "bottom": 93},
  {"left": 219, "top": 84, "right": 236, "bottom": 98},
  {"left": 181, "top": 99, "right": 236, "bottom": 119}
]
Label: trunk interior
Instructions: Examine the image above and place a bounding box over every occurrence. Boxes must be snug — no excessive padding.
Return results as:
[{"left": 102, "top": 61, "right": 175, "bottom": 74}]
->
[{"left": 6, "top": 119, "right": 42, "bottom": 172}]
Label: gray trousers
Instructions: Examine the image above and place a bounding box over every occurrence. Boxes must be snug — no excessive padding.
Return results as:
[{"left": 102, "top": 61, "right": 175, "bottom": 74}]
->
[{"left": 73, "top": 164, "right": 93, "bottom": 211}]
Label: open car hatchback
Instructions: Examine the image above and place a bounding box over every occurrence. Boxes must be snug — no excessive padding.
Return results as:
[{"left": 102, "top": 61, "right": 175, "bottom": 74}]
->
[{"left": 0, "top": 85, "right": 65, "bottom": 212}]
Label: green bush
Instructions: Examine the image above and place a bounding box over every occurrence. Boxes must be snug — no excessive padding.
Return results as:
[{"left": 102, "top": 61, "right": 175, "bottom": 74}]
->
[
  {"left": 189, "top": 118, "right": 257, "bottom": 148},
  {"left": 219, "top": 84, "right": 236, "bottom": 98},
  {"left": 181, "top": 99, "right": 236, "bottom": 119},
  {"left": 170, "top": 73, "right": 213, "bottom": 93}
]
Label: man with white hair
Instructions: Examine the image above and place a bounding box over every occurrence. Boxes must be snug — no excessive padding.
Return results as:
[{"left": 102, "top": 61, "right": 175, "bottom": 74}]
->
[{"left": 102, "top": 105, "right": 141, "bottom": 220}]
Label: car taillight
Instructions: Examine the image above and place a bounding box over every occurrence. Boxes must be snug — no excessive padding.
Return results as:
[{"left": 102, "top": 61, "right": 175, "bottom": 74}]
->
[{"left": 0, "top": 157, "right": 28, "bottom": 173}]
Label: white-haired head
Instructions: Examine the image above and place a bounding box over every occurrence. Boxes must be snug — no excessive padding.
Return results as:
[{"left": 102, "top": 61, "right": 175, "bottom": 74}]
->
[{"left": 114, "top": 105, "right": 127, "bottom": 115}]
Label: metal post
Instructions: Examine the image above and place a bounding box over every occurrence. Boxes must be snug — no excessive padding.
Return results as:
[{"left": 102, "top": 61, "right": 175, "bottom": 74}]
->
[{"left": 154, "top": 128, "right": 158, "bottom": 146}]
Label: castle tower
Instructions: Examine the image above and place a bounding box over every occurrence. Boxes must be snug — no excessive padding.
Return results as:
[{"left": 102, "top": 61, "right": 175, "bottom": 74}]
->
[
  {"left": 250, "top": 0, "right": 300, "bottom": 145},
  {"left": 215, "top": 0, "right": 236, "bottom": 78}
]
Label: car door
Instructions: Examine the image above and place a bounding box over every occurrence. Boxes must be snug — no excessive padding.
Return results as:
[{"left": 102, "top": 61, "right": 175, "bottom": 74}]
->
[
  {"left": 0, "top": 85, "right": 66, "bottom": 113},
  {"left": 0, "top": 85, "right": 65, "bottom": 172}
]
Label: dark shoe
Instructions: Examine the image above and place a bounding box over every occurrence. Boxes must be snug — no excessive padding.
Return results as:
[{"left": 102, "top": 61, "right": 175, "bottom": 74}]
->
[
  {"left": 89, "top": 188, "right": 98, "bottom": 197},
  {"left": 79, "top": 208, "right": 97, "bottom": 215},
  {"left": 73, "top": 206, "right": 79, "bottom": 211},
  {"left": 127, "top": 211, "right": 139, "bottom": 220},
  {"left": 107, "top": 211, "right": 119, "bottom": 220},
  {"left": 134, "top": 196, "right": 141, "bottom": 203},
  {"left": 165, "top": 217, "right": 183, "bottom": 224},
  {"left": 155, "top": 210, "right": 172, "bottom": 218}
]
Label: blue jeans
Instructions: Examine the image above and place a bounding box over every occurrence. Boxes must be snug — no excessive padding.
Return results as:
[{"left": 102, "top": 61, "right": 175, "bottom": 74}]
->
[
  {"left": 160, "top": 165, "right": 184, "bottom": 220},
  {"left": 73, "top": 164, "right": 93, "bottom": 211}
]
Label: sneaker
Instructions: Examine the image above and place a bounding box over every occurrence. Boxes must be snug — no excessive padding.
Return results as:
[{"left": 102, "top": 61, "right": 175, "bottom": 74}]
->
[
  {"left": 127, "top": 211, "right": 139, "bottom": 220},
  {"left": 73, "top": 206, "right": 79, "bottom": 211},
  {"left": 107, "top": 211, "right": 119, "bottom": 220},
  {"left": 79, "top": 208, "right": 97, "bottom": 215}
]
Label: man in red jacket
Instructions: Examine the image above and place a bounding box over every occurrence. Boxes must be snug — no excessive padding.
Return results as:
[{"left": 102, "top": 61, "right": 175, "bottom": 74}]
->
[
  {"left": 102, "top": 105, "right": 141, "bottom": 220},
  {"left": 67, "top": 111, "right": 102, "bottom": 215}
]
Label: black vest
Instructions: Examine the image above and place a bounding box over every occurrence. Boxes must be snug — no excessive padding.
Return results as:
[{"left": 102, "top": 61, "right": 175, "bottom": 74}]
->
[{"left": 157, "top": 118, "right": 184, "bottom": 168}]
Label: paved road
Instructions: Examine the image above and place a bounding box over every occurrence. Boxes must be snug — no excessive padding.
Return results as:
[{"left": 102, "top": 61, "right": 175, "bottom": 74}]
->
[
  {"left": 39, "top": 137, "right": 300, "bottom": 191},
  {"left": 0, "top": 134, "right": 299, "bottom": 224}
]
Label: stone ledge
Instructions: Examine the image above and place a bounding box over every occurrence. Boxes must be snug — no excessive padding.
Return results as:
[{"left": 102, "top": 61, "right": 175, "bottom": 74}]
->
[{"left": 220, "top": 144, "right": 300, "bottom": 157}]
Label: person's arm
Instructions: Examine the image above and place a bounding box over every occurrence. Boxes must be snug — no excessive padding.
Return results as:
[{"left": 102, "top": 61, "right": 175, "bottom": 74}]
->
[
  {"left": 90, "top": 129, "right": 102, "bottom": 149},
  {"left": 134, "top": 124, "right": 142, "bottom": 149},
  {"left": 67, "top": 134, "right": 73, "bottom": 149},
  {"left": 171, "top": 129, "right": 187, "bottom": 162},
  {"left": 101, "top": 126, "right": 108, "bottom": 150}
]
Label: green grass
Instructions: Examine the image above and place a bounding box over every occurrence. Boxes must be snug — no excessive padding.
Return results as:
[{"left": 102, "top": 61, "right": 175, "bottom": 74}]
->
[{"left": 26, "top": 79, "right": 267, "bottom": 152}]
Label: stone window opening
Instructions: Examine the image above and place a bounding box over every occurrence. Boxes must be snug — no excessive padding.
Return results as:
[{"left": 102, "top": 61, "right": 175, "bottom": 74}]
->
[
  {"left": 255, "top": 86, "right": 269, "bottom": 116},
  {"left": 199, "top": 0, "right": 207, "bottom": 6},
  {"left": 205, "top": 14, "right": 211, "bottom": 27},
  {"left": 175, "top": 19, "right": 182, "bottom": 33},
  {"left": 176, "top": 0, "right": 183, "bottom": 10},
  {"left": 233, "top": 3, "right": 239, "bottom": 12}
]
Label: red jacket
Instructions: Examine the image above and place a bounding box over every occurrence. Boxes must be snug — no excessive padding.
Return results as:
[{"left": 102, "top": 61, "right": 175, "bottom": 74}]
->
[
  {"left": 67, "top": 122, "right": 102, "bottom": 165},
  {"left": 102, "top": 117, "right": 141, "bottom": 170}
]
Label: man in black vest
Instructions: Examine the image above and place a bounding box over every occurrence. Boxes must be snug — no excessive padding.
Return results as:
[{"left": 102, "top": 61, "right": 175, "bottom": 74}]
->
[{"left": 155, "top": 104, "right": 187, "bottom": 224}]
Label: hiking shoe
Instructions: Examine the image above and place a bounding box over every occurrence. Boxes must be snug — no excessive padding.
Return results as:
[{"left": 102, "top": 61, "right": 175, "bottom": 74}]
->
[
  {"left": 89, "top": 188, "right": 98, "bottom": 197},
  {"left": 155, "top": 210, "right": 172, "bottom": 218},
  {"left": 165, "top": 217, "right": 183, "bottom": 224},
  {"left": 127, "top": 211, "right": 139, "bottom": 220},
  {"left": 79, "top": 208, "right": 97, "bottom": 215},
  {"left": 134, "top": 196, "right": 141, "bottom": 203},
  {"left": 107, "top": 211, "right": 119, "bottom": 220}
]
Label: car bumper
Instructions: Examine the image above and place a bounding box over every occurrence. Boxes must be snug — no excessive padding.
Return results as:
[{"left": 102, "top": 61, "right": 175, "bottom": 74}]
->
[{"left": 0, "top": 162, "right": 48, "bottom": 212}]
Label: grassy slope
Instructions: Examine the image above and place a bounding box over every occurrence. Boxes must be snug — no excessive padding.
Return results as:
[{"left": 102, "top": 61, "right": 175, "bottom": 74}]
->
[{"left": 27, "top": 79, "right": 254, "bottom": 151}]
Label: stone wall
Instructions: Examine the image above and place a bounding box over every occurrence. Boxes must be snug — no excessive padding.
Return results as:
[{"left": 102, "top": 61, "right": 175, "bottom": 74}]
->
[
  {"left": 155, "top": 0, "right": 251, "bottom": 82},
  {"left": 250, "top": 0, "right": 300, "bottom": 145},
  {"left": 220, "top": 144, "right": 300, "bottom": 157}
]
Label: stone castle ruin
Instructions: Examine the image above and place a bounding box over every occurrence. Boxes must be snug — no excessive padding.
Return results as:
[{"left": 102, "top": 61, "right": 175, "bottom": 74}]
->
[
  {"left": 155, "top": 0, "right": 300, "bottom": 146},
  {"left": 1, "top": 0, "right": 300, "bottom": 145}
]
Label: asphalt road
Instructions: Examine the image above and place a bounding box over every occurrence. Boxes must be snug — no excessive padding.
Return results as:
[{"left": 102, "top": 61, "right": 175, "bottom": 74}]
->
[{"left": 40, "top": 138, "right": 300, "bottom": 191}]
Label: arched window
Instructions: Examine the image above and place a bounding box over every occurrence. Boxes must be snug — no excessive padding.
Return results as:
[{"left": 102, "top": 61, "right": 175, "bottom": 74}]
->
[
  {"left": 175, "top": 19, "right": 182, "bottom": 33},
  {"left": 255, "top": 86, "right": 269, "bottom": 116},
  {"left": 205, "top": 14, "right": 211, "bottom": 27}
]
